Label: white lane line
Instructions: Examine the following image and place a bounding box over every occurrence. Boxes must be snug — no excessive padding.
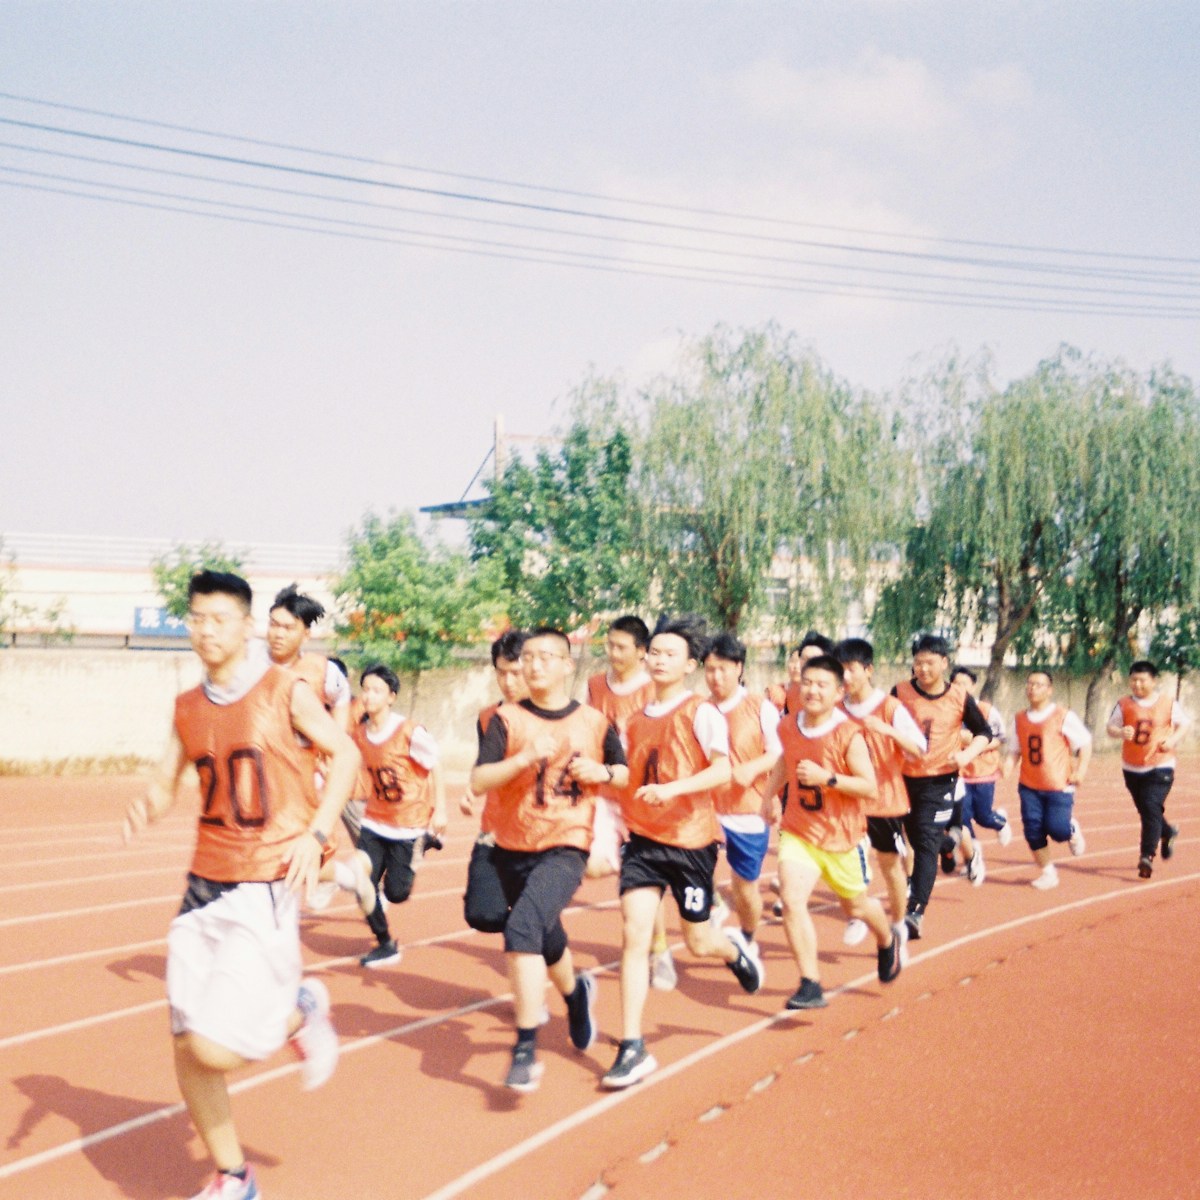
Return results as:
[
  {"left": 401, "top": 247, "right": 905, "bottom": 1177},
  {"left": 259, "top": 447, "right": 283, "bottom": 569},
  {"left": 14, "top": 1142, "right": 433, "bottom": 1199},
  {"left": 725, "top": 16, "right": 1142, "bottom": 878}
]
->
[
  {"left": 0, "top": 895, "right": 181, "bottom": 930},
  {"left": 3, "top": 872, "right": 1196, "bottom": 1187},
  {"left": 1, "top": 844, "right": 193, "bottom": 871},
  {"left": 0, "top": 938, "right": 166, "bottom": 978}
]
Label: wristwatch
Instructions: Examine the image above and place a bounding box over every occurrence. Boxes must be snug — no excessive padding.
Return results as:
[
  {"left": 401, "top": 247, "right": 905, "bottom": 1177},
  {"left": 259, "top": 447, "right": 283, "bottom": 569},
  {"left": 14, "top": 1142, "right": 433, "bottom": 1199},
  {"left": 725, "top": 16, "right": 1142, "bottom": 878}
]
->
[
  {"left": 826, "top": 773, "right": 838, "bottom": 788},
  {"left": 309, "top": 828, "right": 328, "bottom": 847}
]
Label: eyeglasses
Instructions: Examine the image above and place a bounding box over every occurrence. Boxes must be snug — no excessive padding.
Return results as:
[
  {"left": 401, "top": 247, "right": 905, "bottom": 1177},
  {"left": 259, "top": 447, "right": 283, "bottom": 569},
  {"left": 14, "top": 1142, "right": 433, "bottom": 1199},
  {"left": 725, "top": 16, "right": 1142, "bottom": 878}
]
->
[{"left": 520, "top": 651, "right": 571, "bottom": 665}]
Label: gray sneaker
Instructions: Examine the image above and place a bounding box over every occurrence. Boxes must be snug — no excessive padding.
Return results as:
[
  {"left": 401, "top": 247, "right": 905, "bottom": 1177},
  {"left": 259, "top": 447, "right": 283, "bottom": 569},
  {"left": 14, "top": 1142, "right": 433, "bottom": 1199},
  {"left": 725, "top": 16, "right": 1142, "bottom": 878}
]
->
[
  {"left": 504, "top": 1041, "right": 544, "bottom": 1093},
  {"left": 601, "top": 1039, "right": 658, "bottom": 1089}
]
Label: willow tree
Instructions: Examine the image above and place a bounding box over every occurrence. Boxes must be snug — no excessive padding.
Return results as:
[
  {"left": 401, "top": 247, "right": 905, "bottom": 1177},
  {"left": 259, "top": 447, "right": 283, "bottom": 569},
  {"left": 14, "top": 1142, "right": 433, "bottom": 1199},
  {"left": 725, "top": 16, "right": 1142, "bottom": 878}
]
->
[
  {"left": 875, "top": 349, "right": 1105, "bottom": 696},
  {"left": 1051, "top": 365, "right": 1200, "bottom": 724},
  {"left": 632, "top": 325, "right": 912, "bottom": 635}
]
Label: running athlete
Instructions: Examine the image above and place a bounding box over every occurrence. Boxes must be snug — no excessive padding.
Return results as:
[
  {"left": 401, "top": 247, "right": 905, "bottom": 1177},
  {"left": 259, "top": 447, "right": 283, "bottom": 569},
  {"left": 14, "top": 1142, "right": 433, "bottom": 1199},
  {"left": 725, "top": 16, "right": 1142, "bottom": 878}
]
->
[
  {"left": 702, "top": 632, "right": 782, "bottom": 952},
  {"left": 122, "top": 570, "right": 360, "bottom": 1200},
  {"left": 1006, "top": 669, "right": 1092, "bottom": 889},
  {"left": 892, "top": 635, "right": 992, "bottom": 940},
  {"left": 265, "top": 586, "right": 371, "bottom": 912},
  {"left": 1106, "top": 660, "right": 1189, "bottom": 878},
  {"left": 461, "top": 629, "right": 528, "bottom": 932},
  {"left": 351, "top": 664, "right": 447, "bottom": 967},
  {"left": 470, "top": 627, "right": 627, "bottom": 1093},
  {"left": 763, "top": 654, "right": 903, "bottom": 1010},
  {"left": 835, "top": 638, "right": 926, "bottom": 947},
  {"left": 603, "top": 615, "right": 763, "bottom": 1090},
  {"left": 950, "top": 667, "right": 1011, "bottom": 885}
]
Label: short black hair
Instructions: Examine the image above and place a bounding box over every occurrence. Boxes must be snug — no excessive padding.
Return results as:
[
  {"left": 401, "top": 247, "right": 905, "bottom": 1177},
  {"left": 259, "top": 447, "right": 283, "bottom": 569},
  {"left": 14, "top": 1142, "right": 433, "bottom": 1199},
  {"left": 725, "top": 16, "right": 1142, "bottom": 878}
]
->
[
  {"left": 1027, "top": 667, "right": 1054, "bottom": 685},
  {"left": 525, "top": 626, "right": 572, "bottom": 655},
  {"left": 703, "top": 631, "right": 746, "bottom": 665},
  {"left": 834, "top": 637, "right": 874, "bottom": 668},
  {"left": 950, "top": 665, "right": 977, "bottom": 684},
  {"left": 328, "top": 656, "right": 349, "bottom": 681},
  {"left": 800, "top": 653, "right": 845, "bottom": 682},
  {"left": 912, "top": 633, "right": 951, "bottom": 659},
  {"left": 188, "top": 570, "right": 252, "bottom": 612},
  {"left": 1130, "top": 660, "right": 1159, "bottom": 678},
  {"left": 609, "top": 614, "right": 650, "bottom": 649},
  {"left": 652, "top": 613, "right": 709, "bottom": 661},
  {"left": 360, "top": 663, "right": 400, "bottom": 694},
  {"left": 793, "top": 630, "right": 835, "bottom": 657},
  {"left": 270, "top": 583, "right": 325, "bottom": 629},
  {"left": 491, "top": 629, "right": 527, "bottom": 666}
]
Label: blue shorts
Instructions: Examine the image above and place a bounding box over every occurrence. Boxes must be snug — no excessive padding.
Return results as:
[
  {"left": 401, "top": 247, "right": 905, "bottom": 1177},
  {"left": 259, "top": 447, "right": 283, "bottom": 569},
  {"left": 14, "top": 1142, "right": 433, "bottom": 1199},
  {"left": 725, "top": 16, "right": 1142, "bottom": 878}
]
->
[{"left": 721, "top": 824, "right": 771, "bottom": 882}]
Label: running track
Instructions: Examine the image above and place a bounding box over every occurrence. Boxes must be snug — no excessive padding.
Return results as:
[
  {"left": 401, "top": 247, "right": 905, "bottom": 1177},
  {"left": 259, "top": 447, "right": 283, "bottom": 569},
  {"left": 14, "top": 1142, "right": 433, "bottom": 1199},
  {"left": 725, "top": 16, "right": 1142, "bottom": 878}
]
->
[{"left": 2, "top": 760, "right": 1197, "bottom": 1199}]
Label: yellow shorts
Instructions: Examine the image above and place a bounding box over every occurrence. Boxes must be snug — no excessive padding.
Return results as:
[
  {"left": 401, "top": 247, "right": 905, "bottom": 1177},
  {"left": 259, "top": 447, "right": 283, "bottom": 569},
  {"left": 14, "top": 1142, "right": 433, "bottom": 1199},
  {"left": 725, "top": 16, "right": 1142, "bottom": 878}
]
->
[{"left": 778, "top": 830, "right": 871, "bottom": 900}]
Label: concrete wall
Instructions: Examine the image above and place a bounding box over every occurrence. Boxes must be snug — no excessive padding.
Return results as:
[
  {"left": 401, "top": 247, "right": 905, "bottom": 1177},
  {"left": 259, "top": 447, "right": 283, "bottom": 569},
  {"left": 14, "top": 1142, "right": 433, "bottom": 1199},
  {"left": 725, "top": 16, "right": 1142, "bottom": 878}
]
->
[{"left": 0, "top": 646, "right": 1192, "bottom": 772}]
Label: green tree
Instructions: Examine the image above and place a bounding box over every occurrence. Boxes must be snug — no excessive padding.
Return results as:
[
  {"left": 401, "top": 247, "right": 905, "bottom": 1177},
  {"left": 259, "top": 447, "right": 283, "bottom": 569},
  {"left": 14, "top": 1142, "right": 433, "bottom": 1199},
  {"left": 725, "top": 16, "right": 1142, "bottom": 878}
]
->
[
  {"left": 337, "top": 511, "right": 505, "bottom": 711},
  {"left": 467, "top": 405, "right": 646, "bottom": 631},
  {"left": 633, "top": 325, "right": 912, "bottom": 634},
  {"left": 874, "top": 348, "right": 1105, "bottom": 695},
  {"left": 151, "top": 542, "right": 246, "bottom": 619}
]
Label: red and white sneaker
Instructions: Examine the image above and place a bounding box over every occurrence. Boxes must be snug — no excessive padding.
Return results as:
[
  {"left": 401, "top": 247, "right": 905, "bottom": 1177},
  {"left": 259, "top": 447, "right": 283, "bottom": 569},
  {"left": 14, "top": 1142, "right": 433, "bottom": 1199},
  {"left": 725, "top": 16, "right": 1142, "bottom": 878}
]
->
[
  {"left": 290, "top": 977, "right": 338, "bottom": 1090},
  {"left": 191, "top": 1165, "right": 259, "bottom": 1199}
]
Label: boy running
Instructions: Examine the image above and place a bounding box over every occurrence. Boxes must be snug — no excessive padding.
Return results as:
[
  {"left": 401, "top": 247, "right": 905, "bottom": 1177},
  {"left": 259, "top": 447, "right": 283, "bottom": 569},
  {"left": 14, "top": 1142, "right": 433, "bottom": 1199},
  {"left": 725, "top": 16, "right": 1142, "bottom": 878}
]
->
[
  {"left": 1106, "top": 661, "right": 1190, "bottom": 878},
  {"left": 950, "top": 666, "right": 1012, "bottom": 878},
  {"left": 122, "top": 571, "right": 360, "bottom": 1200},
  {"left": 764, "top": 654, "right": 903, "bottom": 1010},
  {"left": 834, "top": 638, "right": 926, "bottom": 946},
  {"left": 603, "top": 615, "right": 763, "bottom": 1090},
  {"left": 702, "top": 632, "right": 782, "bottom": 951},
  {"left": 470, "top": 627, "right": 627, "bottom": 1093},
  {"left": 1006, "top": 669, "right": 1092, "bottom": 889},
  {"left": 351, "top": 664, "right": 447, "bottom": 968}
]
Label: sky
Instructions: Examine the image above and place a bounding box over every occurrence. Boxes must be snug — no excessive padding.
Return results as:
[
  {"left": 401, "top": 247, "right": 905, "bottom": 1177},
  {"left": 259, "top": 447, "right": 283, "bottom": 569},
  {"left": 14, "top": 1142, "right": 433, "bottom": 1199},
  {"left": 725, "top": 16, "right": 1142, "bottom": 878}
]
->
[{"left": 2, "top": 2, "right": 1198, "bottom": 553}]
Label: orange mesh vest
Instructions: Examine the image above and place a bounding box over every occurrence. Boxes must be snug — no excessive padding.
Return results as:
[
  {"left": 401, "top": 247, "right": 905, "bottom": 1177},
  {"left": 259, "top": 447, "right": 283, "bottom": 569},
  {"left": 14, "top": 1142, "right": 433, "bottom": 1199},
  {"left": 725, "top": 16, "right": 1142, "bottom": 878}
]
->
[
  {"left": 960, "top": 698, "right": 1001, "bottom": 782},
  {"left": 489, "top": 703, "right": 608, "bottom": 853},
  {"left": 895, "top": 678, "right": 971, "bottom": 777},
  {"left": 1118, "top": 694, "right": 1176, "bottom": 769},
  {"left": 353, "top": 718, "right": 433, "bottom": 830},
  {"left": 1014, "top": 707, "right": 1074, "bottom": 791},
  {"left": 714, "top": 692, "right": 771, "bottom": 817},
  {"left": 476, "top": 702, "right": 501, "bottom": 835},
  {"left": 624, "top": 694, "right": 721, "bottom": 849},
  {"left": 779, "top": 715, "right": 871, "bottom": 852},
  {"left": 586, "top": 672, "right": 655, "bottom": 733},
  {"left": 175, "top": 667, "right": 316, "bottom": 883},
  {"left": 839, "top": 694, "right": 911, "bottom": 818}
]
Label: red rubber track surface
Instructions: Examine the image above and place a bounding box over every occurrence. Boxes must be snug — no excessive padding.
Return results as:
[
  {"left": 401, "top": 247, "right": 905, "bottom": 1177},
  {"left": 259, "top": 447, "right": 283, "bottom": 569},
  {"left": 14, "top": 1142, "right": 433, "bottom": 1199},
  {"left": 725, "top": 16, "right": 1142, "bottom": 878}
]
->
[{"left": 1, "top": 760, "right": 1197, "bottom": 1200}]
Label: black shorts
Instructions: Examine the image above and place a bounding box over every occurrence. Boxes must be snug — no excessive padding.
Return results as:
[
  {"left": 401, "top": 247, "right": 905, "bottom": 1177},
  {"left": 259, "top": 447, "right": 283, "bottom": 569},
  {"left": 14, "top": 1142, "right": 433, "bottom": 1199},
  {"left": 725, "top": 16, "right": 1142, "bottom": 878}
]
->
[
  {"left": 463, "top": 835, "right": 509, "bottom": 933},
  {"left": 619, "top": 832, "right": 719, "bottom": 923},
  {"left": 492, "top": 844, "right": 587, "bottom": 959},
  {"left": 866, "top": 815, "right": 906, "bottom": 856}
]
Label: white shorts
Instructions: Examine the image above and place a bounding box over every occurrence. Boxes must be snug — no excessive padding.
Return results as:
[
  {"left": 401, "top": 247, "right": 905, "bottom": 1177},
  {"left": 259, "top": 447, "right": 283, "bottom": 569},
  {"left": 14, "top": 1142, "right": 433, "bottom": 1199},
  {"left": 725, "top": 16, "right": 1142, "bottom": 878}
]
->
[{"left": 167, "top": 880, "right": 302, "bottom": 1062}]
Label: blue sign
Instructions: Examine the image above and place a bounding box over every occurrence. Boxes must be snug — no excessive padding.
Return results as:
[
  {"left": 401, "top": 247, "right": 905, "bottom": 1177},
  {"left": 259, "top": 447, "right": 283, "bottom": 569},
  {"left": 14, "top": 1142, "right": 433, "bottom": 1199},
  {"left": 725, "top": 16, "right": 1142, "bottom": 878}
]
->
[{"left": 133, "top": 606, "right": 188, "bottom": 637}]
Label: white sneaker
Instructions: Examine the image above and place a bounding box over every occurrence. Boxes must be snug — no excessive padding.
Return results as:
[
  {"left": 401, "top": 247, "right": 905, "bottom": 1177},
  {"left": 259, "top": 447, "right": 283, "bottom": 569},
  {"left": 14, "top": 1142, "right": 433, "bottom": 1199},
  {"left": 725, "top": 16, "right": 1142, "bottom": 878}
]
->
[
  {"left": 842, "top": 918, "right": 869, "bottom": 946},
  {"left": 896, "top": 918, "right": 910, "bottom": 967},
  {"left": 1030, "top": 864, "right": 1059, "bottom": 890},
  {"left": 305, "top": 881, "right": 339, "bottom": 912},
  {"left": 967, "top": 843, "right": 986, "bottom": 887},
  {"left": 350, "top": 856, "right": 376, "bottom": 916},
  {"left": 649, "top": 948, "right": 678, "bottom": 991},
  {"left": 190, "top": 1166, "right": 260, "bottom": 1199},
  {"left": 710, "top": 893, "right": 731, "bottom": 929},
  {"left": 290, "top": 977, "right": 338, "bottom": 1090},
  {"left": 995, "top": 808, "right": 1013, "bottom": 847},
  {"left": 1068, "top": 819, "right": 1086, "bottom": 857}
]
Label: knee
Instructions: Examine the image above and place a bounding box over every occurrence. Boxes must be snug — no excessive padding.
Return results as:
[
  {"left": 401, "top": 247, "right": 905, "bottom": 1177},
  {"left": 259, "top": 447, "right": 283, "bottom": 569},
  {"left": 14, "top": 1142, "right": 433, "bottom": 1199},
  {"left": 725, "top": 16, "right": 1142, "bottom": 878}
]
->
[{"left": 383, "top": 872, "right": 414, "bottom": 905}]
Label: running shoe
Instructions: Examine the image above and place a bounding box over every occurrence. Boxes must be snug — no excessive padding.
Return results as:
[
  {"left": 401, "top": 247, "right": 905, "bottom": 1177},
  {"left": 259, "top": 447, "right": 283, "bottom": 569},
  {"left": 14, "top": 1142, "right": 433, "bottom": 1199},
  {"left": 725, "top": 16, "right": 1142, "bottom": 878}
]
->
[
  {"left": 566, "top": 972, "right": 597, "bottom": 1051},
  {"left": 877, "top": 925, "right": 903, "bottom": 984},
  {"left": 785, "top": 978, "right": 827, "bottom": 1010},
  {"left": 1162, "top": 823, "right": 1179, "bottom": 861},
  {"left": 772, "top": 900, "right": 785, "bottom": 918},
  {"left": 290, "top": 978, "right": 338, "bottom": 1091},
  {"left": 842, "top": 918, "right": 869, "bottom": 946},
  {"left": 602, "top": 1039, "right": 657, "bottom": 1089},
  {"left": 940, "top": 835, "right": 958, "bottom": 875},
  {"left": 304, "top": 881, "right": 339, "bottom": 911},
  {"left": 709, "top": 892, "right": 731, "bottom": 928},
  {"left": 649, "top": 947, "right": 677, "bottom": 991},
  {"left": 1138, "top": 855, "right": 1154, "bottom": 879},
  {"left": 904, "top": 910, "right": 924, "bottom": 941},
  {"left": 351, "top": 856, "right": 377, "bottom": 916},
  {"left": 896, "top": 918, "right": 910, "bottom": 967},
  {"left": 995, "top": 807, "right": 1013, "bottom": 847},
  {"left": 726, "top": 928, "right": 764, "bottom": 993},
  {"left": 359, "top": 939, "right": 401, "bottom": 969},
  {"left": 1030, "top": 863, "right": 1059, "bottom": 890},
  {"left": 967, "top": 843, "right": 986, "bottom": 887},
  {"left": 1068, "top": 820, "right": 1086, "bottom": 857},
  {"left": 190, "top": 1167, "right": 259, "bottom": 1200},
  {"left": 504, "top": 1041, "right": 544, "bottom": 1093}
]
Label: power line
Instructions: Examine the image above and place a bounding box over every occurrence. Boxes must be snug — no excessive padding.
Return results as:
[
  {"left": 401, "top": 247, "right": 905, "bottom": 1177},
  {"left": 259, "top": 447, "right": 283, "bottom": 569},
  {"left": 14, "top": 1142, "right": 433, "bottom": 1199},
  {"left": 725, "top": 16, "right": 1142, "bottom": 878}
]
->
[{"left": 1, "top": 89, "right": 1194, "bottom": 268}]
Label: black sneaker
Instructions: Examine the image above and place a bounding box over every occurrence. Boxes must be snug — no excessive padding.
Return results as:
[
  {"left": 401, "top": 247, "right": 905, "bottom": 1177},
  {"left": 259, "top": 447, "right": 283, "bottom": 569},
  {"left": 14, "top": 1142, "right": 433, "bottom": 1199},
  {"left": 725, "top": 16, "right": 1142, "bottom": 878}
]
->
[
  {"left": 504, "top": 1041, "right": 544, "bottom": 1093},
  {"left": 904, "top": 910, "right": 924, "bottom": 941},
  {"left": 601, "top": 1039, "right": 657, "bottom": 1089},
  {"left": 785, "top": 978, "right": 827, "bottom": 1010},
  {"left": 939, "top": 835, "right": 958, "bottom": 875},
  {"left": 726, "top": 929, "right": 764, "bottom": 994},
  {"left": 566, "top": 972, "right": 596, "bottom": 1051},
  {"left": 1162, "top": 823, "right": 1179, "bottom": 861},
  {"left": 359, "top": 939, "right": 401, "bottom": 969},
  {"left": 421, "top": 832, "right": 444, "bottom": 855},
  {"left": 877, "top": 925, "right": 903, "bottom": 984},
  {"left": 1138, "top": 855, "right": 1154, "bottom": 879}
]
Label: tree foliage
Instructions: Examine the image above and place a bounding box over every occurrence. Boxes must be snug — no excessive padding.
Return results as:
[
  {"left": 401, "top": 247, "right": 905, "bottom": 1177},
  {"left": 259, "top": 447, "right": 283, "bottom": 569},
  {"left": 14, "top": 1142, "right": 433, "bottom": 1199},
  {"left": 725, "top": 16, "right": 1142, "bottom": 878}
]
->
[{"left": 152, "top": 542, "right": 246, "bottom": 619}]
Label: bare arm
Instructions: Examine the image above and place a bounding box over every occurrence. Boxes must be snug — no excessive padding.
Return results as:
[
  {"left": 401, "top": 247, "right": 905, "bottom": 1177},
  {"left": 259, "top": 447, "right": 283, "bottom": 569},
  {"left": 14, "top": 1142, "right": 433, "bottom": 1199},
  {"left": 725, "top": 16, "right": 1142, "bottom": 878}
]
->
[
  {"left": 635, "top": 753, "right": 731, "bottom": 805},
  {"left": 122, "top": 729, "right": 188, "bottom": 843}
]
